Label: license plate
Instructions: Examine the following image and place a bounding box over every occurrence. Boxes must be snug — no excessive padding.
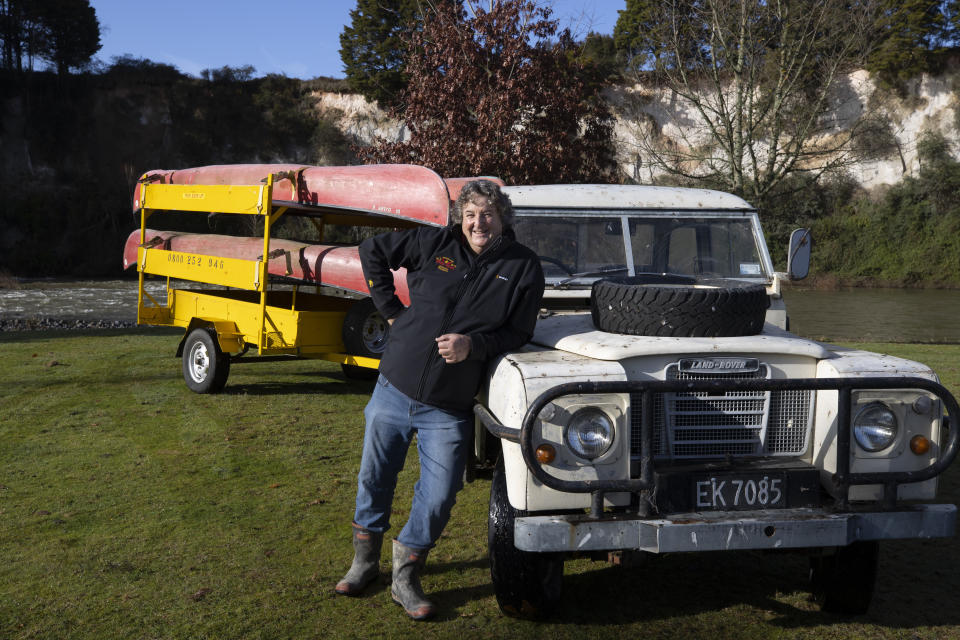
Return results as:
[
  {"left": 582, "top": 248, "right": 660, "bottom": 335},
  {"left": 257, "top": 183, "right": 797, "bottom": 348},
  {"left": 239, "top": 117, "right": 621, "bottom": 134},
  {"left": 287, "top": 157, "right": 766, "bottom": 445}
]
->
[{"left": 693, "top": 473, "right": 787, "bottom": 510}]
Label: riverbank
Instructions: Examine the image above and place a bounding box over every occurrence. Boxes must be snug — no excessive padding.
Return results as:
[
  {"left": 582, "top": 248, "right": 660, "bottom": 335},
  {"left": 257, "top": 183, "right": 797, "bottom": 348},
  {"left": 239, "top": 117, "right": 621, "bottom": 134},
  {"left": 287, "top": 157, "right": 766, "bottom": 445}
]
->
[
  {"left": 0, "top": 316, "right": 137, "bottom": 332},
  {"left": 788, "top": 274, "right": 960, "bottom": 290}
]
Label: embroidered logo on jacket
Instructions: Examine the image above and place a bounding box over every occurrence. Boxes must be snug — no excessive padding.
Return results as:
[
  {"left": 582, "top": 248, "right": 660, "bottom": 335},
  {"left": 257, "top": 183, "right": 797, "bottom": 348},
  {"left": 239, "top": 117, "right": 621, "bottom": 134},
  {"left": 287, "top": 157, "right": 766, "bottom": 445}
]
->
[{"left": 435, "top": 256, "right": 457, "bottom": 272}]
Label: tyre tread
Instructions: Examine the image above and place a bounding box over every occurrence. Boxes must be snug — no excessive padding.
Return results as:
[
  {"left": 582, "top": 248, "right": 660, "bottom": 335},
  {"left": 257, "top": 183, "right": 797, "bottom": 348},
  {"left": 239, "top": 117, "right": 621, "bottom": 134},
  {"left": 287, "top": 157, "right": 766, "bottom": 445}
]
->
[{"left": 590, "top": 276, "right": 769, "bottom": 337}]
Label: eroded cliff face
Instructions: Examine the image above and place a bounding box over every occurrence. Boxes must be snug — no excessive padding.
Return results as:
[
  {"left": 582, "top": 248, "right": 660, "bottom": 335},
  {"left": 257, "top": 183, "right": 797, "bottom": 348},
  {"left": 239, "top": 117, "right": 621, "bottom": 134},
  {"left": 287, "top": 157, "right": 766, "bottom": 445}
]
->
[
  {"left": 313, "top": 67, "right": 960, "bottom": 190},
  {"left": 314, "top": 92, "right": 408, "bottom": 147}
]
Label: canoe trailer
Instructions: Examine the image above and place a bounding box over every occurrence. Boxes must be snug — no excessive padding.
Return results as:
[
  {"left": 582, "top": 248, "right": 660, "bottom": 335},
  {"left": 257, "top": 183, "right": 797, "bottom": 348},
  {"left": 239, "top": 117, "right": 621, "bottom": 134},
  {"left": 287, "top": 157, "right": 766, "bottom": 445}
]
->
[{"left": 127, "top": 163, "right": 489, "bottom": 393}]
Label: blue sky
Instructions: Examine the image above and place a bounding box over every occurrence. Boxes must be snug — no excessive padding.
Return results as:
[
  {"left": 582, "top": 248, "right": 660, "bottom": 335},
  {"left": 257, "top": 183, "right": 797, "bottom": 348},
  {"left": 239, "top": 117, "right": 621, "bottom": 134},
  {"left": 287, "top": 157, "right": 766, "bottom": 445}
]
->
[{"left": 89, "top": 0, "right": 624, "bottom": 79}]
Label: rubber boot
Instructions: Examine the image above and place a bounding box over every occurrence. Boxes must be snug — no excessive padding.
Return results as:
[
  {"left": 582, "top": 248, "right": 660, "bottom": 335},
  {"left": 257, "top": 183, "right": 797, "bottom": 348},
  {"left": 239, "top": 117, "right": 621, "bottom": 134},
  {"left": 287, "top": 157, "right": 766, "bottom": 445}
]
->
[
  {"left": 390, "top": 540, "right": 436, "bottom": 621},
  {"left": 334, "top": 523, "right": 383, "bottom": 596}
]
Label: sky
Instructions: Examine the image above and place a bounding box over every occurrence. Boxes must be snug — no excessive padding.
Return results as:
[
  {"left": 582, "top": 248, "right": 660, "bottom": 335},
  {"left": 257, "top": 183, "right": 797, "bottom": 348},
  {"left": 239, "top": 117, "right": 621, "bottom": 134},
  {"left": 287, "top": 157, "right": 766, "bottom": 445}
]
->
[{"left": 89, "top": 0, "right": 625, "bottom": 80}]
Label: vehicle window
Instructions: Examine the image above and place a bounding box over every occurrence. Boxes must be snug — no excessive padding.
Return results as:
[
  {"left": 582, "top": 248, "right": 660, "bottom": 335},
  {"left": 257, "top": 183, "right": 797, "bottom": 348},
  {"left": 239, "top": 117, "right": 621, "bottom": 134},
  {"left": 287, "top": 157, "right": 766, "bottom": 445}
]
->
[
  {"left": 514, "top": 214, "right": 766, "bottom": 282},
  {"left": 630, "top": 221, "right": 655, "bottom": 270},
  {"left": 656, "top": 219, "right": 764, "bottom": 278},
  {"left": 513, "top": 217, "right": 625, "bottom": 278},
  {"left": 667, "top": 226, "right": 697, "bottom": 274}
]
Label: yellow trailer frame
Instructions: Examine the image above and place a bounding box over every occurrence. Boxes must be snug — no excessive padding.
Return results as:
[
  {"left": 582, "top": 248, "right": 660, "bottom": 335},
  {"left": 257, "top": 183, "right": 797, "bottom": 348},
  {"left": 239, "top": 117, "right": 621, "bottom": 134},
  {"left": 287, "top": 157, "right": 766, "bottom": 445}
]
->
[{"left": 135, "top": 173, "right": 380, "bottom": 392}]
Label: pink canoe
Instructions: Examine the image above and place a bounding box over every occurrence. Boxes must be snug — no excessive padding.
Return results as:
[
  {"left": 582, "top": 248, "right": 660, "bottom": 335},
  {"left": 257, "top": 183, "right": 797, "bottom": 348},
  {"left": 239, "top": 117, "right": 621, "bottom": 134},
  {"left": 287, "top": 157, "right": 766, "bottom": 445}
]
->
[
  {"left": 134, "top": 163, "right": 503, "bottom": 228},
  {"left": 123, "top": 229, "right": 411, "bottom": 305}
]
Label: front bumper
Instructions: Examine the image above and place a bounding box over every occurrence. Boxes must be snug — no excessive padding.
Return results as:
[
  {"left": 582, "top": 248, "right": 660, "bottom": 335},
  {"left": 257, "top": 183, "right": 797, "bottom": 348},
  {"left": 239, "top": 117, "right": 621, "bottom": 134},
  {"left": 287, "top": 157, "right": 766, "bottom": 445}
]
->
[
  {"left": 476, "top": 376, "right": 960, "bottom": 514},
  {"left": 514, "top": 504, "right": 957, "bottom": 553}
]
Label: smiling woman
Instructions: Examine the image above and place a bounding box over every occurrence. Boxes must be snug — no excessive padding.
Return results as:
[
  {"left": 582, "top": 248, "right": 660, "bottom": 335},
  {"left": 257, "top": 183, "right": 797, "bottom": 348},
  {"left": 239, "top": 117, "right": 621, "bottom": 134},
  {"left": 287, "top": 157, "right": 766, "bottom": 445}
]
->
[
  {"left": 461, "top": 200, "right": 503, "bottom": 255},
  {"left": 453, "top": 180, "right": 513, "bottom": 255},
  {"left": 338, "top": 179, "right": 545, "bottom": 620}
]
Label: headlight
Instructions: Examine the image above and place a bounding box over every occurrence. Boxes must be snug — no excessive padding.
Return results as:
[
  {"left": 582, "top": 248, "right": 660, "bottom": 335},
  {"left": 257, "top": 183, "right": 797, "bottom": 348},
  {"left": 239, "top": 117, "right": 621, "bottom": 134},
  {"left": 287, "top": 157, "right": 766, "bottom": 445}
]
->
[
  {"left": 564, "top": 408, "right": 614, "bottom": 460},
  {"left": 853, "top": 401, "right": 898, "bottom": 452}
]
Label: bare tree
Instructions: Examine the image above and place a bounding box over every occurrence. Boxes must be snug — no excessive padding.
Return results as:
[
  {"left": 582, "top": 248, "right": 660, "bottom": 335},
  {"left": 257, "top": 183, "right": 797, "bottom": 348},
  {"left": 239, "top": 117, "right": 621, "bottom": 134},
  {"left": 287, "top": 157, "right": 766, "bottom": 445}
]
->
[{"left": 618, "top": 0, "right": 881, "bottom": 207}]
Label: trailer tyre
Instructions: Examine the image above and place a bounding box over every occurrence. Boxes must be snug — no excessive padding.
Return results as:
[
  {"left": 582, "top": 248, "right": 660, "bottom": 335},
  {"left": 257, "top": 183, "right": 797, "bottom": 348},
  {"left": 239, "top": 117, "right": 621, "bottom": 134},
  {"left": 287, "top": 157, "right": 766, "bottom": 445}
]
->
[
  {"left": 489, "top": 459, "right": 563, "bottom": 619},
  {"left": 182, "top": 328, "right": 230, "bottom": 394},
  {"left": 341, "top": 298, "right": 387, "bottom": 381},
  {"left": 590, "top": 275, "right": 769, "bottom": 337},
  {"left": 809, "top": 541, "right": 879, "bottom": 615}
]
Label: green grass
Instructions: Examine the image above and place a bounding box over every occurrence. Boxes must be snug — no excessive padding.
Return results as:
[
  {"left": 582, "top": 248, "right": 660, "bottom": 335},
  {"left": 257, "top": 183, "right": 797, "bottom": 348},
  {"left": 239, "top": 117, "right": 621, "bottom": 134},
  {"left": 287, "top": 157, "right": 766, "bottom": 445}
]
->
[{"left": 2, "top": 329, "right": 960, "bottom": 639}]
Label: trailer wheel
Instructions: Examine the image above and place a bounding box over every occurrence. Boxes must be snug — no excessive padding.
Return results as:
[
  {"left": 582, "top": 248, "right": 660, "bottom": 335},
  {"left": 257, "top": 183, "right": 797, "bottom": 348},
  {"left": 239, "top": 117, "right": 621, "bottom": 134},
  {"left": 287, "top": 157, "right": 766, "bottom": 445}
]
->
[
  {"left": 182, "top": 328, "right": 230, "bottom": 394},
  {"left": 489, "top": 459, "right": 562, "bottom": 619},
  {"left": 590, "top": 275, "right": 769, "bottom": 337},
  {"left": 341, "top": 298, "right": 387, "bottom": 381},
  {"left": 809, "top": 541, "right": 879, "bottom": 615}
]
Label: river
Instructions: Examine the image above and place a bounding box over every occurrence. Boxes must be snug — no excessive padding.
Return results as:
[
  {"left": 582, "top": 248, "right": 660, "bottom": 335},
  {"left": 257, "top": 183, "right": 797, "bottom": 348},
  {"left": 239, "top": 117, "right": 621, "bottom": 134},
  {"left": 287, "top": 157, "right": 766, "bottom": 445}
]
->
[
  {"left": 1, "top": 279, "right": 958, "bottom": 342},
  {"left": 780, "top": 287, "right": 960, "bottom": 343}
]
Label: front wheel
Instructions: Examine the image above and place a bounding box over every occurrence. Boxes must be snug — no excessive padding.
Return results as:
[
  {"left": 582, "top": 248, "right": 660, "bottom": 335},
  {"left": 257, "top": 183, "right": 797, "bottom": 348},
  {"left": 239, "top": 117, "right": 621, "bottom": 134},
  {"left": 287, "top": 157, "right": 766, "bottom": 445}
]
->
[
  {"left": 809, "top": 541, "right": 879, "bottom": 615},
  {"left": 488, "top": 459, "right": 563, "bottom": 618},
  {"left": 182, "top": 328, "right": 230, "bottom": 394}
]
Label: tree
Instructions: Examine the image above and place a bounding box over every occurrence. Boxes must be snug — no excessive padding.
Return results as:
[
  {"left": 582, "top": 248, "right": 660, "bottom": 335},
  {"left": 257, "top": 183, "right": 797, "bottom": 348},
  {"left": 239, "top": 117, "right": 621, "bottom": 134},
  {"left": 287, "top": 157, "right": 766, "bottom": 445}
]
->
[
  {"left": 867, "top": 0, "right": 954, "bottom": 87},
  {"left": 339, "top": 0, "right": 430, "bottom": 109},
  {"left": 361, "top": 0, "right": 616, "bottom": 184},
  {"left": 576, "top": 32, "right": 620, "bottom": 84},
  {"left": 1, "top": 0, "right": 48, "bottom": 72},
  {"left": 612, "top": 0, "right": 881, "bottom": 209},
  {"left": 0, "top": 0, "right": 100, "bottom": 74},
  {"left": 34, "top": 0, "right": 101, "bottom": 75},
  {"left": 612, "top": 0, "right": 659, "bottom": 74}
]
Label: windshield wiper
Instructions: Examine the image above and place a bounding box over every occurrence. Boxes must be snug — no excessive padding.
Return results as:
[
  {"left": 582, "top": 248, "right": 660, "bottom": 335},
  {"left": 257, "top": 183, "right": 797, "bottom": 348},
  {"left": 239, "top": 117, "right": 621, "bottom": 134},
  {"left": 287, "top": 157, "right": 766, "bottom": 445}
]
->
[{"left": 556, "top": 266, "right": 629, "bottom": 288}]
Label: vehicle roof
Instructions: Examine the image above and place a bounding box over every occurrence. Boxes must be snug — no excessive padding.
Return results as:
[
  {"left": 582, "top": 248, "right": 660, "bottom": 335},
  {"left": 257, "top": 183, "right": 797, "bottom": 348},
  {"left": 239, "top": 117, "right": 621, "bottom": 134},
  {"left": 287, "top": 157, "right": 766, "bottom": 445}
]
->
[{"left": 502, "top": 184, "right": 754, "bottom": 211}]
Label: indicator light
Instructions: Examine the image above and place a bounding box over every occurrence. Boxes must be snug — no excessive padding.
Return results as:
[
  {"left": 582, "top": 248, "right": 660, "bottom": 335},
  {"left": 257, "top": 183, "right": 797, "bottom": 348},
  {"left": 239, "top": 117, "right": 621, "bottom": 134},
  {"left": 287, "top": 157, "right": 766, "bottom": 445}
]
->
[
  {"left": 910, "top": 435, "right": 931, "bottom": 455},
  {"left": 535, "top": 444, "right": 556, "bottom": 464}
]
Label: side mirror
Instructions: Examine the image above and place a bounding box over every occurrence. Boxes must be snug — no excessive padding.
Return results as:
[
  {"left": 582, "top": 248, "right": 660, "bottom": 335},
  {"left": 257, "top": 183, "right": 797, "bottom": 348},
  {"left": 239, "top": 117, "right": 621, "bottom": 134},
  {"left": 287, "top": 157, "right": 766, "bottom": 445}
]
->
[{"left": 787, "top": 228, "right": 812, "bottom": 280}]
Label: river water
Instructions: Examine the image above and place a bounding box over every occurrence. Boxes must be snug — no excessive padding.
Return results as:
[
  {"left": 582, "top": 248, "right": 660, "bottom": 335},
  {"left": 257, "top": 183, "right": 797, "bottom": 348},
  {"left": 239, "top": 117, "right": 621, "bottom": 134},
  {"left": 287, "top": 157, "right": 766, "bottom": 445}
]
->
[
  {"left": 780, "top": 287, "right": 960, "bottom": 343},
  {"left": 1, "top": 279, "right": 958, "bottom": 342}
]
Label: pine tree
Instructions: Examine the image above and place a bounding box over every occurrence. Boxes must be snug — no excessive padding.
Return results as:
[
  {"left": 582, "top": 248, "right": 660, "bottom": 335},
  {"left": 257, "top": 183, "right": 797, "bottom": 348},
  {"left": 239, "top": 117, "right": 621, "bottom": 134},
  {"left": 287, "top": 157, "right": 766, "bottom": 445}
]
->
[
  {"left": 338, "top": 0, "right": 430, "bottom": 109},
  {"left": 867, "top": 0, "right": 953, "bottom": 86}
]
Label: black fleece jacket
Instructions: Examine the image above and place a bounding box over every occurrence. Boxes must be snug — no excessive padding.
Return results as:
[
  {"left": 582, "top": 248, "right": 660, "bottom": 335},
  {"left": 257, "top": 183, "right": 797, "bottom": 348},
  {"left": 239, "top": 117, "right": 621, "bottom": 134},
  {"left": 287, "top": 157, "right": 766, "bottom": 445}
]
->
[{"left": 359, "top": 225, "right": 545, "bottom": 413}]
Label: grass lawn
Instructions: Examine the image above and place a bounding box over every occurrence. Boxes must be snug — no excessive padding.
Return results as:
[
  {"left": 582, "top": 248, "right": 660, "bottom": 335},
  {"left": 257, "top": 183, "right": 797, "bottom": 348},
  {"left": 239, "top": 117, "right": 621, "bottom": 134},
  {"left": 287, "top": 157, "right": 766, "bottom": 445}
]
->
[{"left": 1, "top": 329, "right": 959, "bottom": 639}]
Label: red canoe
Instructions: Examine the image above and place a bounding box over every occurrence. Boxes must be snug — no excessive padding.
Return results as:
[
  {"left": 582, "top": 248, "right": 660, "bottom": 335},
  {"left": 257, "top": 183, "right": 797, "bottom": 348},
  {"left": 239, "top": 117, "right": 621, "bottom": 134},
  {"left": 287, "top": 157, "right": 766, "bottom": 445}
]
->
[
  {"left": 123, "top": 229, "right": 411, "bottom": 305},
  {"left": 133, "top": 163, "right": 503, "bottom": 228}
]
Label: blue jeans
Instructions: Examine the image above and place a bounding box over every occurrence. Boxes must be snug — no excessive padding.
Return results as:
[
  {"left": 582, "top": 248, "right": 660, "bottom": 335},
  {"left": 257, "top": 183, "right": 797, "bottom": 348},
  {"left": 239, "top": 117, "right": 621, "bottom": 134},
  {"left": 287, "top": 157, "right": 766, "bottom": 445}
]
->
[{"left": 353, "top": 375, "right": 473, "bottom": 550}]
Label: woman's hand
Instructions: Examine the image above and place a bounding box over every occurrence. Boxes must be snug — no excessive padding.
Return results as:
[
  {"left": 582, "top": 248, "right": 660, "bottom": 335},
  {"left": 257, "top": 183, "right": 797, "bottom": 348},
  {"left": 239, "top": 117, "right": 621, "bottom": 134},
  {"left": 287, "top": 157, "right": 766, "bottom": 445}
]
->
[{"left": 436, "top": 333, "right": 471, "bottom": 363}]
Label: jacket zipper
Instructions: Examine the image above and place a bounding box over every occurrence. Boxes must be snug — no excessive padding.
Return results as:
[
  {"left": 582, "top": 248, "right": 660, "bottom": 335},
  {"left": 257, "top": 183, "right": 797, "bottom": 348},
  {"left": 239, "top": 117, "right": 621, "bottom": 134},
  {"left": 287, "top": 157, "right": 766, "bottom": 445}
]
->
[
  {"left": 415, "top": 261, "right": 477, "bottom": 401},
  {"left": 414, "top": 237, "right": 503, "bottom": 402}
]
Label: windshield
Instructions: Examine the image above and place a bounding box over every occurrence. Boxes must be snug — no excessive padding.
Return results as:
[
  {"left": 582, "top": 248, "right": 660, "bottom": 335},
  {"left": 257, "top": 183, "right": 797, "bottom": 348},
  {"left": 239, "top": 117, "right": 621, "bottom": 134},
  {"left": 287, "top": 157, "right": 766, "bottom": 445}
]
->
[{"left": 513, "top": 213, "right": 769, "bottom": 285}]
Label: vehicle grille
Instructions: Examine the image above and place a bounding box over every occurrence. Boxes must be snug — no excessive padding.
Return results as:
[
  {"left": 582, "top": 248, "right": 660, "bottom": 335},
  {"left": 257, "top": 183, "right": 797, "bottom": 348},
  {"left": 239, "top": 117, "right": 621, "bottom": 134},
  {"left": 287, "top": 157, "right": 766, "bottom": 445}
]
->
[{"left": 630, "top": 363, "right": 813, "bottom": 460}]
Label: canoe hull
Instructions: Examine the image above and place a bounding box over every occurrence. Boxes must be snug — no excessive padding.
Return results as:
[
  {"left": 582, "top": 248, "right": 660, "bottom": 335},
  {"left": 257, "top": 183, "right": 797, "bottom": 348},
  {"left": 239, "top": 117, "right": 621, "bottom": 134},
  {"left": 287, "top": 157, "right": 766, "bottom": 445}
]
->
[
  {"left": 134, "top": 164, "right": 455, "bottom": 227},
  {"left": 123, "top": 229, "right": 410, "bottom": 305}
]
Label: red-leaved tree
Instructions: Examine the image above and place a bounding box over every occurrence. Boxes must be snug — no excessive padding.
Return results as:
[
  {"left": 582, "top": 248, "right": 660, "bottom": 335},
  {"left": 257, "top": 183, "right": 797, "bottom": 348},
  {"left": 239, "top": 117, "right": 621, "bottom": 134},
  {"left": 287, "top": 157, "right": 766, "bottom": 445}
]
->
[{"left": 360, "top": 0, "right": 616, "bottom": 184}]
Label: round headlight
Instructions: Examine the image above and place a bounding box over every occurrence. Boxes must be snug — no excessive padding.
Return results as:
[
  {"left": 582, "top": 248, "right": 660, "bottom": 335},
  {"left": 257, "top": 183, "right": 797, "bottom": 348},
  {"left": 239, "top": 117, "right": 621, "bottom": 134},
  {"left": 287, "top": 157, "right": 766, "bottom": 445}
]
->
[
  {"left": 565, "top": 408, "right": 615, "bottom": 460},
  {"left": 853, "top": 402, "right": 898, "bottom": 452}
]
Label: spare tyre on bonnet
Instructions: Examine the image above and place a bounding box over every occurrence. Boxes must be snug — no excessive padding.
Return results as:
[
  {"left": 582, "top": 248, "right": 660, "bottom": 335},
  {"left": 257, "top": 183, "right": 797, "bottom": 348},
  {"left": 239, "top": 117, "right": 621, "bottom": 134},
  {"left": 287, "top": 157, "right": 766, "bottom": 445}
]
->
[{"left": 590, "top": 274, "right": 769, "bottom": 337}]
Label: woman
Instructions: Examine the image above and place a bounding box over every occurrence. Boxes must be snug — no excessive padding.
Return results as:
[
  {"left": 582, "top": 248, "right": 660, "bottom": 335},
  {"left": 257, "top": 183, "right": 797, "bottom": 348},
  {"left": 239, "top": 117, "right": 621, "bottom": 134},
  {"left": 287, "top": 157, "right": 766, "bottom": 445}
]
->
[{"left": 335, "top": 180, "right": 544, "bottom": 620}]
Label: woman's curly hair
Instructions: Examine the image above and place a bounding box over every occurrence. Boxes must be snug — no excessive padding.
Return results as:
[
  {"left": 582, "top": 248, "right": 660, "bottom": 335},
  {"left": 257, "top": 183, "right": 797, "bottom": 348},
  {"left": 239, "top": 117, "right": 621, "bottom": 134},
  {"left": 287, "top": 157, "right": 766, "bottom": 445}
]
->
[{"left": 450, "top": 180, "right": 514, "bottom": 229}]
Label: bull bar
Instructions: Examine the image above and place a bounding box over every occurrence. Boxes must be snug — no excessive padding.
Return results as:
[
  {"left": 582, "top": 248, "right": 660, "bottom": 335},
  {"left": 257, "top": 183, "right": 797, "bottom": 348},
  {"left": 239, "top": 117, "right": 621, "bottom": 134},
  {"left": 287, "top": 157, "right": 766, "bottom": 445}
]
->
[{"left": 475, "top": 377, "right": 959, "bottom": 553}]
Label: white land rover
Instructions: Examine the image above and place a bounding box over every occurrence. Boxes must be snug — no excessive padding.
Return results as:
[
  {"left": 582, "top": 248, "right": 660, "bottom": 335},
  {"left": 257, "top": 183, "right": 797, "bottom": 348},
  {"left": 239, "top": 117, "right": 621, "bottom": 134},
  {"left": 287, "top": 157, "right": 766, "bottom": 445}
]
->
[{"left": 474, "top": 185, "right": 958, "bottom": 618}]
